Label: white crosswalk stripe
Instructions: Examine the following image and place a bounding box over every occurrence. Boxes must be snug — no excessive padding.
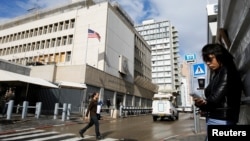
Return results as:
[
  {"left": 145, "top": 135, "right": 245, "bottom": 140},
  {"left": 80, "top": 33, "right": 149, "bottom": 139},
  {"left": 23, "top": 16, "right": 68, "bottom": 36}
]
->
[
  {"left": 27, "top": 133, "right": 75, "bottom": 141},
  {"left": 61, "top": 135, "right": 95, "bottom": 141},
  {"left": 1, "top": 131, "right": 59, "bottom": 140},
  {"left": 0, "top": 130, "right": 44, "bottom": 138},
  {"left": 0, "top": 129, "right": 120, "bottom": 141}
]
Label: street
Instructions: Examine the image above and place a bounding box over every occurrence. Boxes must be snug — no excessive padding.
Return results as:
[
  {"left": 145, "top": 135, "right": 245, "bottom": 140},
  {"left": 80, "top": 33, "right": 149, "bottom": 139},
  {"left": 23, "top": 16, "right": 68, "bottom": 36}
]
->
[{"left": 0, "top": 113, "right": 206, "bottom": 141}]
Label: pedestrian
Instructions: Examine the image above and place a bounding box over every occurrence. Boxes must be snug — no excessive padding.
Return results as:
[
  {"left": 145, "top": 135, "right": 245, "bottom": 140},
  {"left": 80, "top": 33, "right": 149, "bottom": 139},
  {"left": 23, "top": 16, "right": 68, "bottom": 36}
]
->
[
  {"left": 79, "top": 92, "right": 103, "bottom": 140},
  {"left": 193, "top": 43, "right": 243, "bottom": 141},
  {"left": 2, "top": 87, "right": 15, "bottom": 117},
  {"left": 106, "top": 98, "right": 111, "bottom": 113},
  {"left": 97, "top": 100, "right": 103, "bottom": 120}
]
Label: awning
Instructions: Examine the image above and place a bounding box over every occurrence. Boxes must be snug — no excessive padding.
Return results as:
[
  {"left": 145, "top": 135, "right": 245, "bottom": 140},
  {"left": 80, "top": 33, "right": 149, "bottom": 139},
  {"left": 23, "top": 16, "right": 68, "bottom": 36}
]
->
[
  {"left": 0, "top": 69, "right": 58, "bottom": 88},
  {"left": 58, "top": 81, "right": 87, "bottom": 89}
]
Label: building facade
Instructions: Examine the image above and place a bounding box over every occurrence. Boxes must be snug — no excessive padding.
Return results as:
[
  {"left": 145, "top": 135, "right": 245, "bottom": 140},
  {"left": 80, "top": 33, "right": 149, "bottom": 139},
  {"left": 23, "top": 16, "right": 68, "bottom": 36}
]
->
[
  {"left": 0, "top": 0, "right": 157, "bottom": 116},
  {"left": 135, "top": 19, "right": 181, "bottom": 95},
  {"left": 207, "top": 0, "right": 250, "bottom": 124}
]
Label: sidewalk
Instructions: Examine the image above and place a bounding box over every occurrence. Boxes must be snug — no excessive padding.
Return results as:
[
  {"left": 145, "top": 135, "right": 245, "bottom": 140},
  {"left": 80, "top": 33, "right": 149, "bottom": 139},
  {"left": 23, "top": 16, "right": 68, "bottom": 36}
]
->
[
  {"left": 0, "top": 114, "right": 207, "bottom": 141},
  {"left": 0, "top": 114, "right": 80, "bottom": 135}
]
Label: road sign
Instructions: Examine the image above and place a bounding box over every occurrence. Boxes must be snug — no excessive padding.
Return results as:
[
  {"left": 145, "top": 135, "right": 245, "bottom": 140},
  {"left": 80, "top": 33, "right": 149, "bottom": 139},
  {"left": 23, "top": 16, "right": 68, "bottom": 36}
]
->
[
  {"left": 193, "top": 63, "right": 206, "bottom": 76},
  {"left": 185, "top": 54, "right": 196, "bottom": 63}
]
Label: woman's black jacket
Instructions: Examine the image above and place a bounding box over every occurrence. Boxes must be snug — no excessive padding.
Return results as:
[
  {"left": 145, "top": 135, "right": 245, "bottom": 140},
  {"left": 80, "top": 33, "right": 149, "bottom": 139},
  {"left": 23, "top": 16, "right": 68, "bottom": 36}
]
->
[{"left": 199, "top": 66, "right": 243, "bottom": 123}]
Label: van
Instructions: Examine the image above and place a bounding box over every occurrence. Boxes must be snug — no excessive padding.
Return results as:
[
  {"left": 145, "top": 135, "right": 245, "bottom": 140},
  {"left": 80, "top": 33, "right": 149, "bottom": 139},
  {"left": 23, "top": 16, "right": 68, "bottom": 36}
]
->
[{"left": 152, "top": 93, "right": 179, "bottom": 121}]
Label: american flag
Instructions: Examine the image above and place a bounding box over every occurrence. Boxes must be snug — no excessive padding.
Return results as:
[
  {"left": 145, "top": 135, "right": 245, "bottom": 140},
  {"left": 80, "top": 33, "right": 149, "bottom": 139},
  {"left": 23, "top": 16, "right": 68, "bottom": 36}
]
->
[{"left": 88, "top": 29, "right": 101, "bottom": 41}]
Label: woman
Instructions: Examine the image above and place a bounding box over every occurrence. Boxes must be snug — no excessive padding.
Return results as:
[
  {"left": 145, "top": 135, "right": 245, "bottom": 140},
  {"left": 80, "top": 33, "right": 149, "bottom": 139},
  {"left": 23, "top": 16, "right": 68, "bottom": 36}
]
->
[
  {"left": 194, "top": 43, "right": 243, "bottom": 140},
  {"left": 79, "top": 92, "right": 103, "bottom": 140}
]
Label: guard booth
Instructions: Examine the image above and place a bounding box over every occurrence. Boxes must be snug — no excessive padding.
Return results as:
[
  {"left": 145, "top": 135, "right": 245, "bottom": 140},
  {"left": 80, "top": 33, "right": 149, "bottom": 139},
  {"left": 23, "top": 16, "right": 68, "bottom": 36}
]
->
[
  {"left": 56, "top": 81, "right": 87, "bottom": 117},
  {"left": 0, "top": 69, "right": 58, "bottom": 120}
]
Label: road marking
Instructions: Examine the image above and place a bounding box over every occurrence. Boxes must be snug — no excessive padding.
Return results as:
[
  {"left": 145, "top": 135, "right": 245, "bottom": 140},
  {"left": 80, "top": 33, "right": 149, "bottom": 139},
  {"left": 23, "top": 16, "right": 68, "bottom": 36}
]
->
[
  {"left": 27, "top": 133, "right": 75, "bottom": 141},
  {"left": 163, "top": 135, "right": 180, "bottom": 140},
  {"left": 0, "top": 130, "right": 44, "bottom": 138},
  {"left": 1, "top": 131, "right": 59, "bottom": 140}
]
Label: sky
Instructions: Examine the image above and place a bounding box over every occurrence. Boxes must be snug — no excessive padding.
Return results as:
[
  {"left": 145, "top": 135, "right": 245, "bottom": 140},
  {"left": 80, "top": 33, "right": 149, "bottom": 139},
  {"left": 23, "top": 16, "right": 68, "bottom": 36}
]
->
[{"left": 0, "top": 0, "right": 218, "bottom": 62}]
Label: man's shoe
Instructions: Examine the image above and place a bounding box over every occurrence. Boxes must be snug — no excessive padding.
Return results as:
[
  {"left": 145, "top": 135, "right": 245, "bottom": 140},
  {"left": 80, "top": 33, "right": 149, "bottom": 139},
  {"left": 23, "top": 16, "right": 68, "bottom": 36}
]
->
[
  {"left": 79, "top": 131, "right": 84, "bottom": 138},
  {"left": 96, "top": 135, "right": 103, "bottom": 140}
]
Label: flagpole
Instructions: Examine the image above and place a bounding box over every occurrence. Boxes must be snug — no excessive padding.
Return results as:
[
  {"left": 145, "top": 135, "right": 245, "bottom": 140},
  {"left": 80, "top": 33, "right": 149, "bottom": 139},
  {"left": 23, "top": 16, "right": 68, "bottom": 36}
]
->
[{"left": 85, "top": 25, "right": 89, "bottom": 65}]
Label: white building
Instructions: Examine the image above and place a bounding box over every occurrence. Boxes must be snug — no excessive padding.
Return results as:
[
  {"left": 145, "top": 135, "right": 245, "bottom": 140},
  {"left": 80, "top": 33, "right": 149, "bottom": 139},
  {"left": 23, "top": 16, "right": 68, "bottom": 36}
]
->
[
  {"left": 135, "top": 19, "right": 180, "bottom": 94},
  {"left": 0, "top": 0, "right": 157, "bottom": 116}
]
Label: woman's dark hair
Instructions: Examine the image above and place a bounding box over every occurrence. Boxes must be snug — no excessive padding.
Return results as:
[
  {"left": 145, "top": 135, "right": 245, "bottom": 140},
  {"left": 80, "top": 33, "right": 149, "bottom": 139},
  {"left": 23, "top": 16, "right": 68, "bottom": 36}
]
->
[
  {"left": 202, "top": 43, "right": 234, "bottom": 67},
  {"left": 91, "top": 92, "right": 98, "bottom": 99}
]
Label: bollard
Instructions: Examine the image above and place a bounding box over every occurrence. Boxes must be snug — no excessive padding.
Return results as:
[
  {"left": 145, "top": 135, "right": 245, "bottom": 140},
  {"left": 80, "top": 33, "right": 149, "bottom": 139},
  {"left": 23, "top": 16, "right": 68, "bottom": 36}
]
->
[
  {"left": 67, "top": 103, "right": 71, "bottom": 120},
  {"left": 54, "top": 103, "right": 59, "bottom": 120},
  {"left": 22, "top": 101, "right": 29, "bottom": 119},
  {"left": 119, "top": 105, "right": 123, "bottom": 118},
  {"left": 193, "top": 105, "right": 201, "bottom": 133},
  {"left": 35, "top": 102, "right": 42, "bottom": 119},
  {"left": 6, "top": 100, "right": 14, "bottom": 120},
  {"left": 62, "top": 103, "right": 67, "bottom": 121},
  {"left": 16, "top": 104, "right": 20, "bottom": 114}
]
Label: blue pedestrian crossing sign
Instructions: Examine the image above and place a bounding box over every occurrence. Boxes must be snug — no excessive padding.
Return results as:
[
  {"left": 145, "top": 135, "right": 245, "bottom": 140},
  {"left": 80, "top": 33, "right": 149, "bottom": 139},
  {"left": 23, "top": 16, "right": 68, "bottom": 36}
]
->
[{"left": 193, "top": 63, "right": 206, "bottom": 76}]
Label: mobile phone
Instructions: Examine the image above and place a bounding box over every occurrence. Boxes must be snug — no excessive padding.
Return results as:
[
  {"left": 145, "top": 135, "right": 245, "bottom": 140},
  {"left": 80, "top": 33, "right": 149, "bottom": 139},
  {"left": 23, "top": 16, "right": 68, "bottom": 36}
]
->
[{"left": 190, "top": 93, "right": 202, "bottom": 98}]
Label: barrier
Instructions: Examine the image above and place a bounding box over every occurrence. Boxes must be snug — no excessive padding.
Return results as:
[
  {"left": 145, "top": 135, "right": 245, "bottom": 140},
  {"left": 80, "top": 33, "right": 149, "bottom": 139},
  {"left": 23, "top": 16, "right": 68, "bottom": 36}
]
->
[
  {"left": 119, "top": 106, "right": 152, "bottom": 118},
  {"left": 53, "top": 103, "right": 71, "bottom": 121},
  {"left": 21, "top": 101, "right": 42, "bottom": 119},
  {"left": 6, "top": 100, "right": 42, "bottom": 120}
]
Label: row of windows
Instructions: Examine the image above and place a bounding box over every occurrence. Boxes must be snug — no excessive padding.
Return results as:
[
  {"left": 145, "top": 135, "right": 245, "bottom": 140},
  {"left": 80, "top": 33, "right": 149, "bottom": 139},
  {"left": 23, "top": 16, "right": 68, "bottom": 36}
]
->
[
  {"left": 152, "top": 54, "right": 171, "bottom": 60},
  {"left": 152, "top": 72, "right": 172, "bottom": 78},
  {"left": 152, "top": 78, "right": 172, "bottom": 83},
  {"left": 0, "top": 35, "right": 73, "bottom": 56},
  {"left": 152, "top": 60, "right": 171, "bottom": 65},
  {"left": 138, "top": 27, "right": 169, "bottom": 36},
  {"left": 9, "top": 51, "right": 71, "bottom": 65},
  {"left": 135, "top": 21, "right": 169, "bottom": 31},
  {"left": 0, "top": 19, "right": 75, "bottom": 44},
  {"left": 146, "top": 38, "right": 170, "bottom": 45},
  {"left": 142, "top": 33, "right": 169, "bottom": 40},
  {"left": 152, "top": 66, "right": 171, "bottom": 72}
]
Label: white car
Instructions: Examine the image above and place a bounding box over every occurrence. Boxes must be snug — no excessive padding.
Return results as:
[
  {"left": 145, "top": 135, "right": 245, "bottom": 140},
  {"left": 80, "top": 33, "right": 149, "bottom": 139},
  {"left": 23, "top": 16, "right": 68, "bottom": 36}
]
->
[{"left": 151, "top": 93, "right": 179, "bottom": 121}]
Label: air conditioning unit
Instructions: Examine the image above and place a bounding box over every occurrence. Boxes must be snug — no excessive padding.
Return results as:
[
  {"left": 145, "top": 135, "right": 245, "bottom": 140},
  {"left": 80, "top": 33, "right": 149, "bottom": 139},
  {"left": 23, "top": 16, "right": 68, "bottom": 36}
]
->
[{"left": 119, "top": 55, "right": 128, "bottom": 75}]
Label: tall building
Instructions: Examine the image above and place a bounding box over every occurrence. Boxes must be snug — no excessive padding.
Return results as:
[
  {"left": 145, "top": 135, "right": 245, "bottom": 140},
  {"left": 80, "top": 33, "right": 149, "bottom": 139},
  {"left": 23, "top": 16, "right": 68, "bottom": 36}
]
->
[
  {"left": 135, "top": 19, "right": 180, "bottom": 95},
  {"left": 0, "top": 0, "right": 157, "bottom": 116}
]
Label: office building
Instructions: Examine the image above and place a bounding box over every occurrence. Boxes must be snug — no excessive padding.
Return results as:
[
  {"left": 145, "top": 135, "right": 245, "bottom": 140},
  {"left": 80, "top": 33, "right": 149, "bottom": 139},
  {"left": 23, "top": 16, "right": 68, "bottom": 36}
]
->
[
  {"left": 135, "top": 19, "right": 181, "bottom": 95},
  {"left": 0, "top": 0, "right": 157, "bottom": 116}
]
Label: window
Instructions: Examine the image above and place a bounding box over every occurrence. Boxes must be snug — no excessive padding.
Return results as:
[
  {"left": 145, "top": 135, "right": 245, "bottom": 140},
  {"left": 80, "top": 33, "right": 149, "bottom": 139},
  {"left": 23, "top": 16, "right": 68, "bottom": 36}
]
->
[
  {"left": 68, "top": 35, "right": 73, "bottom": 44},
  {"left": 29, "top": 29, "right": 33, "bottom": 37},
  {"left": 53, "top": 23, "right": 58, "bottom": 32},
  {"left": 39, "top": 27, "right": 43, "bottom": 35},
  {"left": 48, "top": 25, "right": 53, "bottom": 33},
  {"left": 70, "top": 19, "right": 75, "bottom": 28},
  {"left": 34, "top": 28, "right": 38, "bottom": 36},
  {"left": 43, "top": 26, "right": 48, "bottom": 34},
  {"left": 56, "top": 37, "right": 61, "bottom": 46},
  {"left": 62, "top": 36, "right": 67, "bottom": 45},
  {"left": 41, "top": 41, "right": 45, "bottom": 49},
  {"left": 64, "top": 21, "right": 69, "bottom": 30},
  {"left": 59, "top": 22, "right": 63, "bottom": 31},
  {"left": 51, "top": 38, "right": 56, "bottom": 47},
  {"left": 66, "top": 51, "right": 71, "bottom": 62}
]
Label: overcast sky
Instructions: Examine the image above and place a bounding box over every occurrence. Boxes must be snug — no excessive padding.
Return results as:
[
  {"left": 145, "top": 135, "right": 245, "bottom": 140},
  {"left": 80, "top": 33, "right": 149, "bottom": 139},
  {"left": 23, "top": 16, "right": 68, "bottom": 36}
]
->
[{"left": 0, "top": 0, "right": 218, "bottom": 62}]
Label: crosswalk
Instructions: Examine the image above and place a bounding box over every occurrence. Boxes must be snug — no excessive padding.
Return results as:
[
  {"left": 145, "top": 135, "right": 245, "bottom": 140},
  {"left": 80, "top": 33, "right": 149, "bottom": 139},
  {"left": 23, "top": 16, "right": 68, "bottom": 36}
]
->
[{"left": 0, "top": 129, "right": 119, "bottom": 141}]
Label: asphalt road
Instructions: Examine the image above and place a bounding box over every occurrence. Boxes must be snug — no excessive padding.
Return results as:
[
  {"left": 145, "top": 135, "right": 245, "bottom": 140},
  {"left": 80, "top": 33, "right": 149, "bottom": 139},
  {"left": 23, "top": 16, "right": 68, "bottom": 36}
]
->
[{"left": 42, "top": 113, "right": 206, "bottom": 141}]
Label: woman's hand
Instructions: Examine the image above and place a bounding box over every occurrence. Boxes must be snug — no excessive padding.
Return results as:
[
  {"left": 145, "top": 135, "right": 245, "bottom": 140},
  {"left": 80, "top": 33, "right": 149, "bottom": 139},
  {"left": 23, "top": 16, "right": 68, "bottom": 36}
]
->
[{"left": 193, "top": 98, "right": 207, "bottom": 106}]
